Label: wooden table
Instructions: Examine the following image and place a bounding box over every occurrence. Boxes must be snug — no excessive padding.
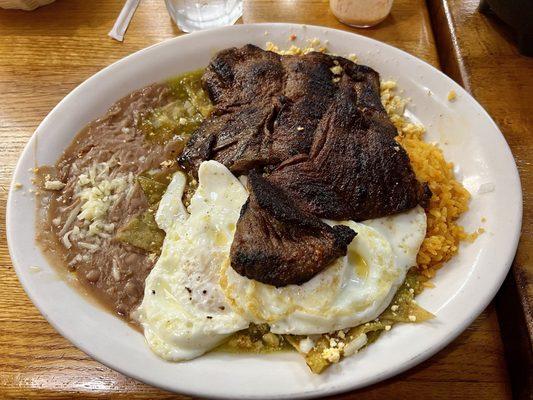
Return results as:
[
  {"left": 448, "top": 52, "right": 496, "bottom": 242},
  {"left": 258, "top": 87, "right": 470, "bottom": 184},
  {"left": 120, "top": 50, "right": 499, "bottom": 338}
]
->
[
  {"left": 427, "top": 1, "right": 533, "bottom": 398},
  {"left": 0, "top": 0, "right": 520, "bottom": 398}
]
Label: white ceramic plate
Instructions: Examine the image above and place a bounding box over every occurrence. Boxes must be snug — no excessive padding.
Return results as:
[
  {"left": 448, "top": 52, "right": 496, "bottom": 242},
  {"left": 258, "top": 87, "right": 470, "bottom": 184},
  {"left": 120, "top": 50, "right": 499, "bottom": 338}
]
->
[{"left": 7, "top": 23, "right": 522, "bottom": 399}]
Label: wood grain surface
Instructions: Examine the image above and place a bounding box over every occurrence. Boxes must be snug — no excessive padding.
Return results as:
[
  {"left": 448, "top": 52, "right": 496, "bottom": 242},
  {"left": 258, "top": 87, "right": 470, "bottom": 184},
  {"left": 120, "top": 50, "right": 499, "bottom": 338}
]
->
[
  {"left": 0, "top": 0, "right": 516, "bottom": 398},
  {"left": 427, "top": 1, "right": 533, "bottom": 398}
]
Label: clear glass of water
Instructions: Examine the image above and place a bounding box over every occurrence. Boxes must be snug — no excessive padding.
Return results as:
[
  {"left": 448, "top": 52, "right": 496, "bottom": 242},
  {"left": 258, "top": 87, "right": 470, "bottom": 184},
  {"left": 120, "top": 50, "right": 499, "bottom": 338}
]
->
[{"left": 165, "top": 0, "right": 243, "bottom": 33}]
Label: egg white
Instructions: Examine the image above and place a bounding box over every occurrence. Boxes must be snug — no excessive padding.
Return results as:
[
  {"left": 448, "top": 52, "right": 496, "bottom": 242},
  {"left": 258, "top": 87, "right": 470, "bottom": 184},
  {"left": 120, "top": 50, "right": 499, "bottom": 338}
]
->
[
  {"left": 136, "top": 159, "right": 427, "bottom": 360},
  {"left": 220, "top": 207, "right": 427, "bottom": 335},
  {"left": 134, "top": 161, "right": 249, "bottom": 361},
  {"left": 155, "top": 170, "right": 188, "bottom": 232}
]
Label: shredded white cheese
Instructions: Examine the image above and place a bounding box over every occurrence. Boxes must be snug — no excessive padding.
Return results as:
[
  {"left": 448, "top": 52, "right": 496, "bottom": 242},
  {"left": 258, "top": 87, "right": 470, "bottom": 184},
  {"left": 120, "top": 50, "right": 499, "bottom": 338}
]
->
[
  {"left": 299, "top": 337, "right": 315, "bottom": 354},
  {"left": 343, "top": 333, "right": 368, "bottom": 357},
  {"left": 77, "top": 176, "right": 128, "bottom": 222},
  {"left": 112, "top": 259, "right": 121, "bottom": 281},
  {"left": 73, "top": 162, "right": 133, "bottom": 240},
  {"left": 57, "top": 161, "right": 133, "bottom": 262},
  {"left": 322, "top": 347, "right": 341, "bottom": 363},
  {"left": 44, "top": 180, "right": 66, "bottom": 190}
]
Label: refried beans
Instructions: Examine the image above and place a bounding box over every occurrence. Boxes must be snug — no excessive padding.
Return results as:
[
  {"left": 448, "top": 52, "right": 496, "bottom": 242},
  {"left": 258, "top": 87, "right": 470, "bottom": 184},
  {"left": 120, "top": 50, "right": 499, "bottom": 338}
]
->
[{"left": 35, "top": 70, "right": 211, "bottom": 319}]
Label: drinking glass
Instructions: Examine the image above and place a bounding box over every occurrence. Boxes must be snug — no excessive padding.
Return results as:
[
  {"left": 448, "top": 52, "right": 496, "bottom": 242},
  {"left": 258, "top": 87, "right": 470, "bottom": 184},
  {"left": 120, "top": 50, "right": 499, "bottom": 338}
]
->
[{"left": 164, "top": 0, "right": 243, "bottom": 32}]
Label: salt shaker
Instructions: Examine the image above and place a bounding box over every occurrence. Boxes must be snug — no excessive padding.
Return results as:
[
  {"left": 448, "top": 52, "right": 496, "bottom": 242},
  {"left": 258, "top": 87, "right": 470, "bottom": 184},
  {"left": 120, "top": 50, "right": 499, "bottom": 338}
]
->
[{"left": 330, "top": 0, "right": 393, "bottom": 28}]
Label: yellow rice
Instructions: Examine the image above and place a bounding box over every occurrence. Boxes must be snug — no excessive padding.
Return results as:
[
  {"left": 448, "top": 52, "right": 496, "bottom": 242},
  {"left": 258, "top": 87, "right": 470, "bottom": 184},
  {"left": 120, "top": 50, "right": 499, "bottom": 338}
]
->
[{"left": 381, "top": 81, "right": 479, "bottom": 277}]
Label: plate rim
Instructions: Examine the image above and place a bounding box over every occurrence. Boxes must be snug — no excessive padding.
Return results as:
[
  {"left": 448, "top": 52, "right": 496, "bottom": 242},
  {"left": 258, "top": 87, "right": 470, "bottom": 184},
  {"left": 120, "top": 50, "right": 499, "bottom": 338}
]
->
[{"left": 6, "top": 22, "right": 523, "bottom": 399}]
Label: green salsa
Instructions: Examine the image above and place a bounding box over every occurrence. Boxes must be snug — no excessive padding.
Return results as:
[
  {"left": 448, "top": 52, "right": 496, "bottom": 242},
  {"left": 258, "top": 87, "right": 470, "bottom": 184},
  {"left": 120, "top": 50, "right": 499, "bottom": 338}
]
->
[
  {"left": 140, "top": 69, "right": 213, "bottom": 144},
  {"left": 116, "top": 70, "right": 214, "bottom": 253}
]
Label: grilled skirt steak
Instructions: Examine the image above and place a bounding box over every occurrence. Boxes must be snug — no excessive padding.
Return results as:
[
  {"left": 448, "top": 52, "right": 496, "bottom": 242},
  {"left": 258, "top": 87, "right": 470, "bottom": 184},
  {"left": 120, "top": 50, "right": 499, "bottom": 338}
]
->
[
  {"left": 178, "top": 100, "right": 277, "bottom": 174},
  {"left": 179, "top": 45, "right": 340, "bottom": 174},
  {"left": 268, "top": 74, "right": 430, "bottom": 221},
  {"left": 180, "top": 45, "right": 430, "bottom": 287},
  {"left": 230, "top": 172, "right": 356, "bottom": 287}
]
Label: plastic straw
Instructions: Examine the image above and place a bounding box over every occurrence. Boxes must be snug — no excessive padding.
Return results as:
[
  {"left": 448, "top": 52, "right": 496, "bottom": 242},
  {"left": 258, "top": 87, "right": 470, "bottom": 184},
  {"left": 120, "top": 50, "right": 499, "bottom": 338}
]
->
[{"left": 108, "top": 0, "right": 141, "bottom": 42}]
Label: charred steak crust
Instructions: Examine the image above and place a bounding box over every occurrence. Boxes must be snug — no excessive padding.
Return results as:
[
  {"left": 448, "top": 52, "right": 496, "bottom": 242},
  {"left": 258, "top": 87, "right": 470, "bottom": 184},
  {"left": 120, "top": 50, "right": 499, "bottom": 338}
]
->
[
  {"left": 268, "top": 76, "right": 430, "bottom": 221},
  {"left": 179, "top": 45, "right": 341, "bottom": 174},
  {"left": 230, "top": 172, "right": 356, "bottom": 287},
  {"left": 181, "top": 45, "right": 431, "bottom": 287},
  {"left": 178, "top": 101, "right": 277, "bottom": 174}
]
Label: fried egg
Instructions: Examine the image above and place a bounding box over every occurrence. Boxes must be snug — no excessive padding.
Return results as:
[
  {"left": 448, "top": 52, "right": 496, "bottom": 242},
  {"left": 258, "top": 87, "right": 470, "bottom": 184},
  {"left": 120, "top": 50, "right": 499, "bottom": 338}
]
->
[
  {"left": 220, "top": 206, "right": 427, "bottom": 334},
  {"left": 155, "top": 170, "right": 188, "bottom": 232},
  {"left": 134, "top": 161, "right": 249, "bottom": 361},
  {"left": 136, "top": 159, "right": 427, "bottom": 360}
]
